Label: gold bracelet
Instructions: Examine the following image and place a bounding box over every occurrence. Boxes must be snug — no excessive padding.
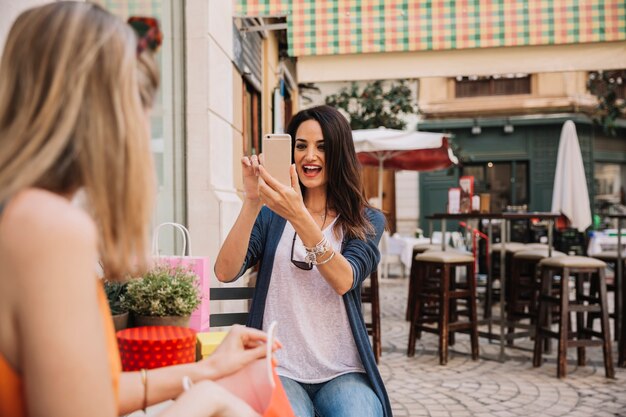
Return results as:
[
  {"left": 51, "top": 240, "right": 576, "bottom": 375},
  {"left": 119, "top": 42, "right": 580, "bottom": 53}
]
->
[{"left": 140, "top": 368, "right": 148, "bottom": 413}]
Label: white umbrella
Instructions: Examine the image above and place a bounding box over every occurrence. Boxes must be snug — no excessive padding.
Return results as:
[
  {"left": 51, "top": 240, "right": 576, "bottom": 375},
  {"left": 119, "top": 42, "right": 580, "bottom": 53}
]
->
[
  {"left": 352, "top": 128, "right": 458, "bottom": 207},
  {"left": 551, "top": 120, "right": 591, "bottom": 232}
]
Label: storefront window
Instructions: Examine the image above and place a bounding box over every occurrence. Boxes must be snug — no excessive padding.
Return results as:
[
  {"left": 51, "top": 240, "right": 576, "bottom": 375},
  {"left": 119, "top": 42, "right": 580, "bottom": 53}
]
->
[
  {"left": 462, "top": 161, "right": 529, "bottom": 212},
  {"left": 594, "top": 162, "right": 626, "bottom": 214},
  {"left": 90, "top": 0, "right": 185, "bottom": 253}
]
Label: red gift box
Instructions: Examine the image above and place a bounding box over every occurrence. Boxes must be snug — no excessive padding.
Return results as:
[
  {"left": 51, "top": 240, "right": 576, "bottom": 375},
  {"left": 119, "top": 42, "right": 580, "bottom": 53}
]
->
[{"left": 117, "top": 326, "right": 197, "bottom": 371}]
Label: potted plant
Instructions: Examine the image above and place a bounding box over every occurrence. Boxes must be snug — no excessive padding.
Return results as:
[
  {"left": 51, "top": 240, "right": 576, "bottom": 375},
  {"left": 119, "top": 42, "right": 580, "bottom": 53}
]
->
[
  {"left": 104, "top": 280, "right": 129, "bottom": 331},
  {"left": 121, "top": 263, "right": 201, "bottom": 327}
]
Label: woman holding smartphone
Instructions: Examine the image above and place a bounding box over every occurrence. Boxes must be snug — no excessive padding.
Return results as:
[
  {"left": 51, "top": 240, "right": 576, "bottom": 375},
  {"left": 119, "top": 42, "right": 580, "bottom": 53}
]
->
[{"left": 215, "top": 105, "right": 391, "bottom": 417}]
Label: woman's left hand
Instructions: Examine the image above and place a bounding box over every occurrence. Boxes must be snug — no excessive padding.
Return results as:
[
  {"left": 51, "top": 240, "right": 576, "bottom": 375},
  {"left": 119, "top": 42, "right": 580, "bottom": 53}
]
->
[{"left": 257, "top": 164, "right": 306, "bottom": 221}]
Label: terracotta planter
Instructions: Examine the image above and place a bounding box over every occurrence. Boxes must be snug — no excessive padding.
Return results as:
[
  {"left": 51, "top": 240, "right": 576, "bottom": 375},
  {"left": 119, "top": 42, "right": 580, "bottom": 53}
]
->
[
  {"left": 111, "top": 312, "right": 129, "bottom": 332},
  {"left": 132, "top": 314, "right": 190, "bottom": 328}
]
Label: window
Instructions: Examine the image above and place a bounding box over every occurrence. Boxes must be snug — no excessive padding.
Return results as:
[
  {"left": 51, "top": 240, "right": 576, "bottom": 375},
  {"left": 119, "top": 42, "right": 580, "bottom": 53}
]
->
[
  {"left": 92, "top": 0, "right": 186, "bottom": 253},
  {"left": 243, "top": 80, "right": 261, "bottom": 155},
  {"left": 455, "top": 74, "right": 531, "bottom": 98},
  {"left": 594, "top": 162, "right": 626, "bottom": 212},
  {"left": 462, "top": 161, "right": 529, "bottom": 213}
]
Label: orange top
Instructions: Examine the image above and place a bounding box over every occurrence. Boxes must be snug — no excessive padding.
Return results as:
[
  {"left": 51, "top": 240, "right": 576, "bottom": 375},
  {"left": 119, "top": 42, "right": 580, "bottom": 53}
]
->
[{"left": 0, "top": 284, "right": 121, "bottom": 416}]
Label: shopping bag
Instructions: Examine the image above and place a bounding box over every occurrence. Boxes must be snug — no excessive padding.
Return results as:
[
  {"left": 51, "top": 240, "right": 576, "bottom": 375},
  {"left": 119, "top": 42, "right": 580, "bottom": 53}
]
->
[
  {"left": 217, "top": 322, "right": 296, "bottom": 417},
  {"left": 152, "top": 222, "right": 210, "bottom": 332}
]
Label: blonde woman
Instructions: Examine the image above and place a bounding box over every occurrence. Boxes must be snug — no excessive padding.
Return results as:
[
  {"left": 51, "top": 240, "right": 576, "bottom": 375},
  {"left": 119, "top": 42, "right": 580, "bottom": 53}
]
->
[{"left": 0, "top": 3, "right": 272, "bottom": 417}]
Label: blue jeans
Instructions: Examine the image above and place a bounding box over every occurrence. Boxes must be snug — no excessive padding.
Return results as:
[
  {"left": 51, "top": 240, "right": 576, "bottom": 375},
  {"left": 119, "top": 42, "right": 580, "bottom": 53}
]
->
[{"left": 280, "top": 373, "right": 383, "bottom": 417}]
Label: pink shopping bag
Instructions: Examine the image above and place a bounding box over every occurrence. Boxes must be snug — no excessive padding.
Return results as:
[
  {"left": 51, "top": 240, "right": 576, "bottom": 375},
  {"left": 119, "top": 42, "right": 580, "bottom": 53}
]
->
[
  {"left": 217, "top": 322, "right": 296, "bottom": 417},
  {"left": 153, "top": 223, "right": 210, "bottom": 332}
]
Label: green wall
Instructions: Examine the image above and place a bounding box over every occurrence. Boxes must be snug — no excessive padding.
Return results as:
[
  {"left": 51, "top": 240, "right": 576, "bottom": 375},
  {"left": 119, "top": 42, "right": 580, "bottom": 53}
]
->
[{"left": 418, "top": 116, "right": 597, "bottom": 229}]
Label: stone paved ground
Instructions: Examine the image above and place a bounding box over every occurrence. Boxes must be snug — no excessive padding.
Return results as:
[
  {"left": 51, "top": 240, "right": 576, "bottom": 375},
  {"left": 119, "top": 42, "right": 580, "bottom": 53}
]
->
[{"left": 378, "top": 279, "right": 626, "bottom": 417}]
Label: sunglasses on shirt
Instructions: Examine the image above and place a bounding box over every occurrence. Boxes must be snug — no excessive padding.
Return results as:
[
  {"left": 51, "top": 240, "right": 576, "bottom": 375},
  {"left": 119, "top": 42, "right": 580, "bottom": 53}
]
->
[{"left": 290, "top": 232, "right": 313, "bottom": 271}]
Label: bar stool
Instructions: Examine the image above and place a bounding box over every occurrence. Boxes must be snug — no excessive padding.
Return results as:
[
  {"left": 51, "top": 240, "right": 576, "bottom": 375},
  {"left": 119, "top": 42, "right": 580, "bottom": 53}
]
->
[
  {"left": 590, "top": 251, "right": 623, "bottom": 340},
  {"left": 524, "top": 243, "right": 550, "bottom": 250},
  {"left": 533, "top": 256, "right": 614, "bottom": 378},
  {"left": 487, "top": 242, "right": 528, "bottom": 318},
  {"left": 507, "top": 249, "right": 566, "bottom": 344},
  {"left": 407, "top": 250, "right": 478, "bottom": 365},
  {"left": 362, "top": 270, "right": 381, "bottom": 363},
  {"left": 406, "top": 243, "right": 454, "bottom": 321}
]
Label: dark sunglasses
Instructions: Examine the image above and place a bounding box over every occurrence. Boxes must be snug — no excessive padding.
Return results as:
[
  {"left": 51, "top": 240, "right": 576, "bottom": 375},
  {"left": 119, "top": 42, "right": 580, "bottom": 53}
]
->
[
  {"left": 128, "top": 16, "right": 163, "bottom": 55},
  {"left": 291, "top": 232, "right": 313, "bottom": 271}
]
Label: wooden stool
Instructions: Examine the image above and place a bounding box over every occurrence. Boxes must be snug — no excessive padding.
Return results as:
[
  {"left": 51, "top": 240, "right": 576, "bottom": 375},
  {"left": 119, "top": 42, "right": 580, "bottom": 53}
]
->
[
  {"left": 507, "top": 249, "right": 566, "bottom": 344},
  {"left": 407, "top": 250, "right": 478, "bottom": 365},
  {"left": 362, "top": 270, "right": 381, "bottom": 363},
  {"left": 487, "top": 242, "right": 528, "bottom": 318},
  {"left": 406, "top": 244, "right": 454, "bottom": 321},
  {"left": 590, "top": 251, "right": 623, "bottom": 340},
  {"left": 533, "top": 256, "right": 614, "bottom": 378}
]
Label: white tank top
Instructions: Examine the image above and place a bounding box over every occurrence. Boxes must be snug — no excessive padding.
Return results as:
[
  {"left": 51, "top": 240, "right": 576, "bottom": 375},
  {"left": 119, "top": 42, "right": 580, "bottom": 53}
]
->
[{"left": 262, "top": 218, "right": 365, "bottom": 383}]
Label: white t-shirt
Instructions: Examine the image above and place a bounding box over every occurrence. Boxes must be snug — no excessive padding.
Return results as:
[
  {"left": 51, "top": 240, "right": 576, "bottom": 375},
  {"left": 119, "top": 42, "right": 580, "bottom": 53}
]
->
[{"left": 262, "top": 218, "right": 365, "bottom": 383}]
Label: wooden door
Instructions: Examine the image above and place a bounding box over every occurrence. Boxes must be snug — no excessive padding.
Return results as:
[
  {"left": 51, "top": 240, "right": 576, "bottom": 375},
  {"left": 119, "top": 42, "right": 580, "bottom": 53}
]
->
[{"left": 362, "top": 166, "right": 396, "bottom": 233}]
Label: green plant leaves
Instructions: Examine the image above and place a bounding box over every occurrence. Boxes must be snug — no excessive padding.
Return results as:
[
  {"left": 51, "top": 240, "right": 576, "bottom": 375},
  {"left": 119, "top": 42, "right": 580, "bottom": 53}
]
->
[
  {"left": 324, "top": 80, "right": 418, "bottom": 130},
  {"left": 120, "top": 264, "right": 201, "bottom": 317}
]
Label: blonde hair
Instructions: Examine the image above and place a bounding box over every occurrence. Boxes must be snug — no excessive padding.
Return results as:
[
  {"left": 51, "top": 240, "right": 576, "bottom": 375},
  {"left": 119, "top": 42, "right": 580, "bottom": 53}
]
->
[{"left": 0, "top": 2, "right": 155, "bottom": 279}]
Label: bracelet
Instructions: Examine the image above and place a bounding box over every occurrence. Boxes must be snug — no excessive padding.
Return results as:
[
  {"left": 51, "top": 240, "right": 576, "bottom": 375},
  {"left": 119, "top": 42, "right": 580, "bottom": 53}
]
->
[
  {"left": 303, "top": 236, "right": 330, "bottom": 265},
  {"left": 303, "top": 236, "right": 329, "bottom": 255},
  {"left": 140, "top": 368, "right": 148, "bottom": 413},
  {"left": 314, "top": 250, "right": 335, "bottom": 266}
]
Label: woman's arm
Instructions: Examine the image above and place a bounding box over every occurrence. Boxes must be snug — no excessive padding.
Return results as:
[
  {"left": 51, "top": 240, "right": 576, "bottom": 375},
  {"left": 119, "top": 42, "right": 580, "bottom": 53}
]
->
[
  {"left": 257, "top": 165, "right": 357, "bottom": 295},
  {"left": 214, "top": 156, "right": 263, "bottom": 282},
  {"left": 117, "top": 325, "right": 278, "bottom": 414},
  {"left": 6, "top": 192, "right": 117, "bottom": 417}
]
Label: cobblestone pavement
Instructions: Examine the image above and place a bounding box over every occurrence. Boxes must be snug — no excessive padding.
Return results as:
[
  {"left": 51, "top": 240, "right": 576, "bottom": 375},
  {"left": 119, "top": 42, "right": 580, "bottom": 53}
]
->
[{"left": 378, "top": 279, "right": 626, "bottom": 417}]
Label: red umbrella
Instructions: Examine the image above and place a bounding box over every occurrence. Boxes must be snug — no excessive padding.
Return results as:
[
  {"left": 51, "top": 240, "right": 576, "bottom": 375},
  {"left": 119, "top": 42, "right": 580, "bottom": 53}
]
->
[{"left": 352, "top": 128, "right": 458, "bottom": 205}]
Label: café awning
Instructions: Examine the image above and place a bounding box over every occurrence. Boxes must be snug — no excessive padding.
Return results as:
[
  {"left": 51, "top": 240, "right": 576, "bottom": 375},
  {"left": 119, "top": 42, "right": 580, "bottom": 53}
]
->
[{"left": 236, "top": 0, "right": 626, "bottom": 57}]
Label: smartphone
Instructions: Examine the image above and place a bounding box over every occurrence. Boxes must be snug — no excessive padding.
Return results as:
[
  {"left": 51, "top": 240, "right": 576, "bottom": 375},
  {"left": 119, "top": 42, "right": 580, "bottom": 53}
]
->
[{"left": 262, "top": 133, "right": 292, "bottom": 186}]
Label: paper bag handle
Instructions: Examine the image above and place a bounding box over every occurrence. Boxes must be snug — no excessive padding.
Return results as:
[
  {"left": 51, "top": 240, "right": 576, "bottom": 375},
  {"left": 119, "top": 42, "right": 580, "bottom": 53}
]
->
[
  {"left": 152, "top": 222, "right": 192, "bottom": 256},
  {"left": 265, "top": 321, "right": 277, "bottom": 388}
]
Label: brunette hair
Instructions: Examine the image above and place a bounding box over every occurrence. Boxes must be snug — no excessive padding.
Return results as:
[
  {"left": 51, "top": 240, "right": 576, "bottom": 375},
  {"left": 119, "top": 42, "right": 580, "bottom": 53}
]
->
[
  {"left": 286, "top": 105, "right": 376, "bottom": 240},
  {"left": 0, "top": 2, "right": 155, "bottom": 279}
]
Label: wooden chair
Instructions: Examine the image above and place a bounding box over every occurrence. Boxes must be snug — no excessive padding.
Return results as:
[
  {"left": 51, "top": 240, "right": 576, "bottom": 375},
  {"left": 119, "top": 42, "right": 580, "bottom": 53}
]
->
[{"left": 362, "top": 270, "right": 381, "bottom": 363}]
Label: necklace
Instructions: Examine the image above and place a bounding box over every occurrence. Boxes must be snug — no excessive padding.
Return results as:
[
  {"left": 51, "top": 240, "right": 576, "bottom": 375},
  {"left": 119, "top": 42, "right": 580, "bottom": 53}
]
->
[{"left": 308, "top": 206, "right": 328, "bottom": 229}]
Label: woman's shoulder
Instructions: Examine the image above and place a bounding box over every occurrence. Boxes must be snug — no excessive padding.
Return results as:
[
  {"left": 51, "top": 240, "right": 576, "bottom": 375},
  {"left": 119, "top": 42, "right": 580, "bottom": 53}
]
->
[
  {"left": 364, "top": 207, "right": 385, "bottom": 228},
  {"left": 1, "top": 189, "right": 97, "bottom": 252}
]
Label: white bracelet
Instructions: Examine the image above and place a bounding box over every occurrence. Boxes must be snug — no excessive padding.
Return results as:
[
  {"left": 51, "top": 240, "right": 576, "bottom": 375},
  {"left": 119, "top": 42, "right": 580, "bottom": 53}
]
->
[{"left": 303, "top": 236, "right": 330, "bottom": 255}]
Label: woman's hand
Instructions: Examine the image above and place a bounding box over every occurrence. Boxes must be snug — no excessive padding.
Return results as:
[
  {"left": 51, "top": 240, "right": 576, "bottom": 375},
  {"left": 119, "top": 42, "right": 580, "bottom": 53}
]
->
[
  {"left": 257, "top": 164, "right": 306, "bottom": 222},
  {"left": 159, "top": 380, "right": 261, "bottom": 417},
  {"left": 201, "top": 325, "right": 281, "bottom": 380},
  {"left": 241, "top": 155, "right": 261, "bottom": 201}
]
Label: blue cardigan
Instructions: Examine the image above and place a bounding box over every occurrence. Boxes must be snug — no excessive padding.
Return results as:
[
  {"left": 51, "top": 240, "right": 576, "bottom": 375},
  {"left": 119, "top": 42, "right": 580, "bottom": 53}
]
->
[{"left": 232, "top": 206, "right": 392, "bottom": 417}]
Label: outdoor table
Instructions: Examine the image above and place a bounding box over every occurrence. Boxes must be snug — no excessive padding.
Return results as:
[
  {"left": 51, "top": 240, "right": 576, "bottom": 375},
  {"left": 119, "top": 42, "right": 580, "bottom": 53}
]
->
[
  {"left": 607, "top": 214, "right": 626, "bottom": 367},
  {"left": 429, "top": 212, "right": 559, "bottom": 362},
  {"left": 394, "top": 235, "right": 432, "bottom": 270}
]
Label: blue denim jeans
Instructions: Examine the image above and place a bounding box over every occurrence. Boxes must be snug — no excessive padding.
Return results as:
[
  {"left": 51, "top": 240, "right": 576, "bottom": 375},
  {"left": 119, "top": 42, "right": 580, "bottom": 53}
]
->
[{"left": 280, "top": 373, "right": 383, "bottom": 417}]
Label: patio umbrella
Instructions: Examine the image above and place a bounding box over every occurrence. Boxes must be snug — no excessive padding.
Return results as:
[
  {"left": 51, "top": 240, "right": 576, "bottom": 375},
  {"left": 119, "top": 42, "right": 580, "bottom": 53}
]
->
[
  {"left": 352, "top": 128, "right": 459, "bottom": 207},
  {"left": 551, "top": 120, "right": 591, "bottom": 232}
]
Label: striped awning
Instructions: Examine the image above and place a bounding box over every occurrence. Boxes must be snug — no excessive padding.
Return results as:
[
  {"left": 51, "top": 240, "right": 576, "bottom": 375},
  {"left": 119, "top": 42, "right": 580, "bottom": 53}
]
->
[{"left": 235, "top": 0, "right": 626, "bottom": 57}]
